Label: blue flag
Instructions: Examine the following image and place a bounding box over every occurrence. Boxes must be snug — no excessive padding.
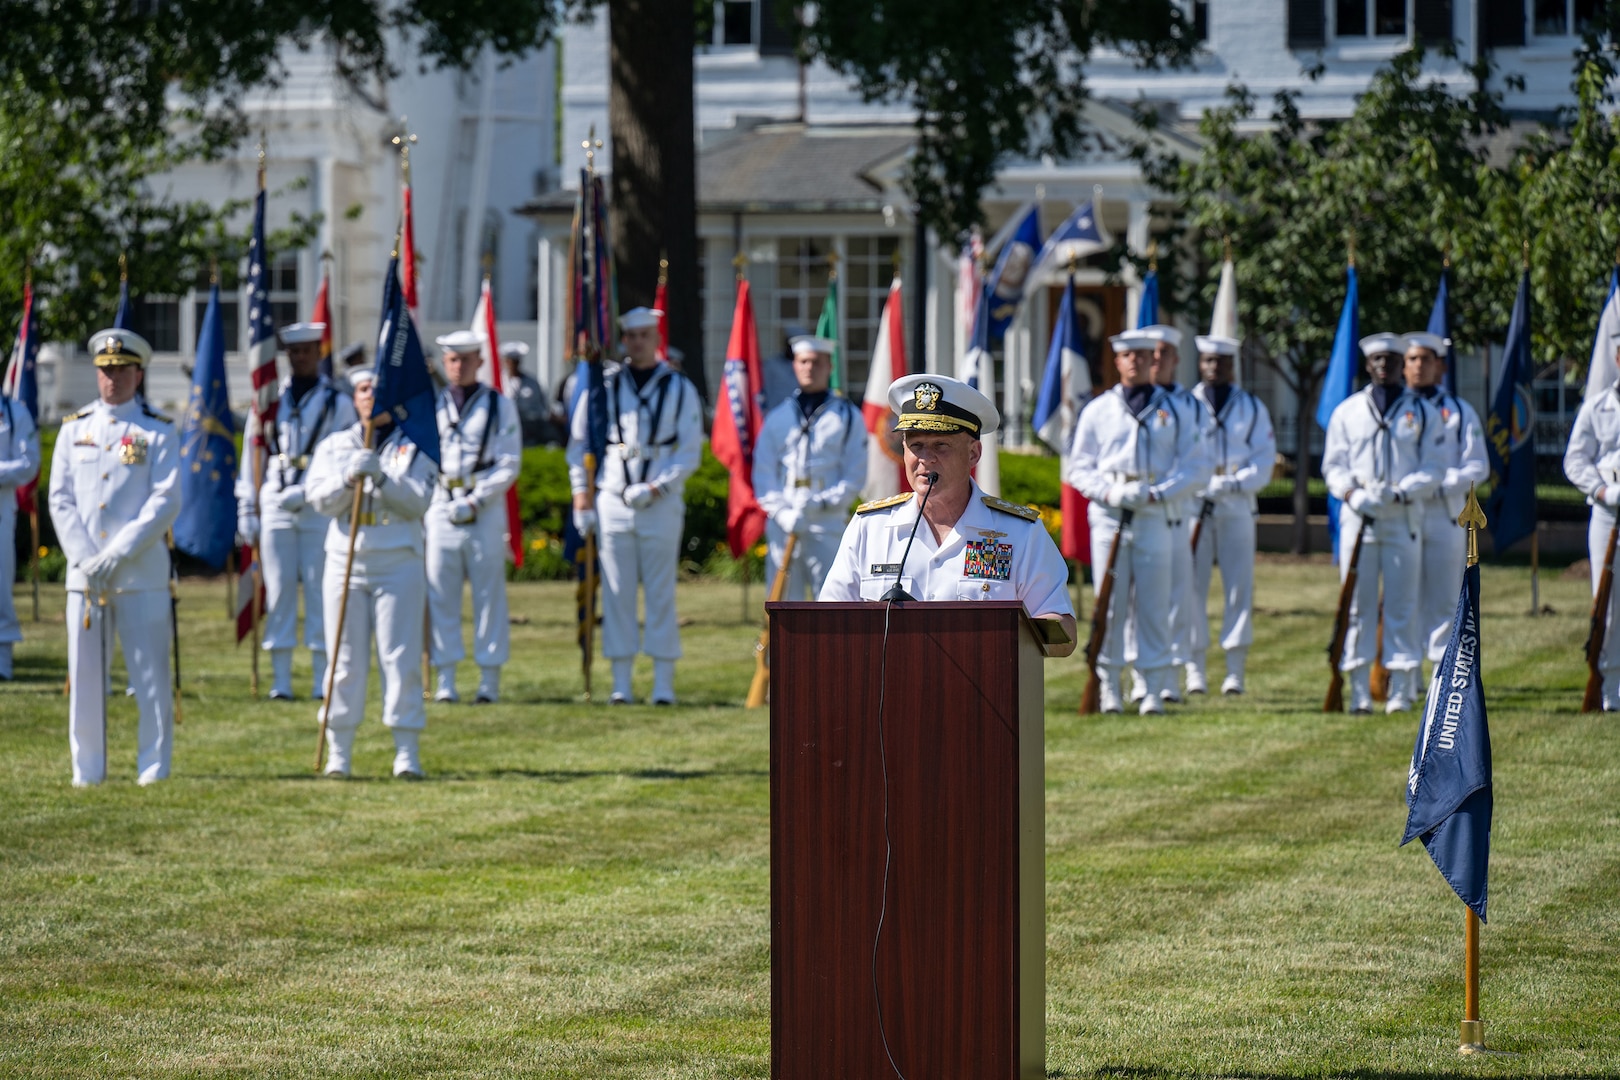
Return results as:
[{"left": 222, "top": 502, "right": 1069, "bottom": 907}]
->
[
  {"left": 174, "top": 283, "right": 238, "bottom": 568},
  {"left": 961, "top": 283, "right": 992, "bottom": 391},
  {"left": 1403, "top": 562, "right": 1492, "bottom": 920},
  {"left": 980, "top": 204, "right": 1041, "bottom": 345},
  {"left": 1484, "top": 271, "right": 1536, "bottom": 552},
  {"left": 1029, "top": 200, "right": 1110, "bottom": 283},
  {"left": 1317, "top": 265, "right": 1359, "bottom": 561},
  {"left": 113, "top": 277, "right": 133, "bottom": 331},
  {"left": 1136, "top": 269, "right": 1159, "bottom": 329},
  {"left": 1428, "top": 268, "right": 1454, "bottom": 395},
  {"left": 1034, "top": 273, "right": 1086, "bottom": 452},
  {"left": 373, "top": 255, "right": 441, "bottom": 466}
]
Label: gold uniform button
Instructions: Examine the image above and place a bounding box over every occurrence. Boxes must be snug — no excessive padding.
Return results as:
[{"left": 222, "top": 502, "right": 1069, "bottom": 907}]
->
[
  {"left": 100, "top": 531, "right": 108, "bottom": 538},
  {"left": 98, "top": 502, "right": 107, "bottom": 510}
]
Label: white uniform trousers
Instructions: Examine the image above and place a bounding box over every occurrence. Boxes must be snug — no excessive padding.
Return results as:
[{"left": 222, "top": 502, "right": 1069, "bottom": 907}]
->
[
  {"left": 1588, "top": 506, "right": 1620, "bottom": 681},
  {"left": 598, "top": 493, "right": 684, "bottom": 660},
  {"left": 0, "top": 499, "right": 19, "bottom": 667},
  {"left": 1089, "top": 504, "right": 1173, "bottom": 676},
  {"left": 260, "top": 506, "right": 328, "bottom": 651},
  {"left": 1338, "top": 514, "right": 1422, "bottom": 672},
  {"left": 1190, "top": 499, "right": 1258, "bottom": 659},
  {"left": 321, "top": 548, "right": 427, "bottom": 735},
  {"left": 763, "top": 519, "right": 843, "bottom": 602},
  {"left": 426, "top": 508, "right": 510, "bottom": 668},
  {"left": 67, "top": 589, "right": 174, "bottom": 785},
  {"left": 1166, "top": 508, "right": 1197, "bottom": 666},
  {"left": 1418, "top": 499, "right": 1468, "bottom": 662}
]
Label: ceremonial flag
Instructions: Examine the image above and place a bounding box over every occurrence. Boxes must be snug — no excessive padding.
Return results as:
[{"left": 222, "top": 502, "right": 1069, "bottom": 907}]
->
[
  {"left": 1210, "top": 257, "right": 1240, "bottom": 381},
  {"left": 712, "top": 278, "right": 767, "bottom": 557},
  {"left": 312, "top": 266, "right": 334, "bottom": 380},
  {"left": 1403, "top": 561, "right": 1492, "bottom": 920},
  {"left": 472, "top": 275, "right": 524, "bottom": 567},
  {"left": 1585, "top": 266, "right": 1620, "bottom": 398},
  {"left": 959, "top": 228, "right": 983, "bottom": 334},
  {"left": 1029, "top": 200, "right": 1110, "bottom": 285},
  {"left": 862, "top": 272, "right": 909, "bottom": 500},
  {"left": 234, "top": 543, "right": 264, "bottom": 644},
  {"left": 1429, "top": 267, "right": 1455, "bottom": 395},
  {"left": 401, "top": 181, "right": 420, "bottom": 322},
  {"left": 654, "top": 273, "right": 670, "bottom": 362},
  {"left": 1317, "top": 265, "right": 1360, "bottom": 562},
  {"left": 1035, "top": 273, "right": 1094, "bottom": 562},
  {"left": 174, "top": 282, "right": 238, "bottom": 569},
  {"left": 1136, "top": 268, "right": 1160, "bottom": 329},
  {"left": 373, "top": 254, "right": 441, "bottom": 465},
  {"left": 1484, "top": 271, "right": 1536, "bottom": 553},
  {"left": 245, "top": 188, "right": 279, "bottom": 455},
  {"left": 113, "top": 275, "right": 133, "bottom": 330},
  {"left": 817, "top": 271, "right": 841, "bottom": 394},
  {"left": 960, "top": 285, "right": 1001, "bottom": 496},
  {"left": 981, "top": 203, "right": 1041, "bottom": 345},
  {"left": 4, "top": 279, "right": 40, "bottom": 514}
]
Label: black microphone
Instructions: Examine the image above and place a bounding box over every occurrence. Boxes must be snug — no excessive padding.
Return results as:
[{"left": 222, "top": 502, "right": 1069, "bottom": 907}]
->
[{"left": 879, "top": 471, "right": 940, "bottom": 602}]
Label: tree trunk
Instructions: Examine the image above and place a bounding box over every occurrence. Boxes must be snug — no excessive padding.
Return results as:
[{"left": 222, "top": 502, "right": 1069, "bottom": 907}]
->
[{"left": 608, "top": 0, "right": 705, "bottom": 402}]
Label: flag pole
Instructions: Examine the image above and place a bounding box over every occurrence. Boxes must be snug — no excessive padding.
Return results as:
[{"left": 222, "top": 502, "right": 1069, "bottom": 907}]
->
[
  {"left": 29, "top": 510, "right": 39, "bottom": 622},
  {"left": 249, "top": 146, "right": 267, "bottom": 699},
  {"left": 1459, "top": 485, "right": 1488, "bottom": 1054}
]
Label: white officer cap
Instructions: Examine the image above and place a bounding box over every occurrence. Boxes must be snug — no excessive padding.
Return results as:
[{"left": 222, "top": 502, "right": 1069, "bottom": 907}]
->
[
  {"left": 87, "top": 327, "right": 153, "bottom": 368},
  {"left": 435, "top": 330, "right": 483, "bottom": 354},
  {"left": 279, "top": 322, "right": 326, "bottom": 346},
  {"left": 888, "top": 374, "right": 1000, "bottom": 437},
  {"left": 1108, "top": 330, "right": 1158, "bottom": 353},
  {"left": 348, "top": 366, "right": 377, "bottom": 389},
  {"left": 499, "top": 341, "right": 529, "bottom": 361},
  {"left": 1194, "top": 335, "right": 1240, "bottom": 357},
  {"left": 1140, "top": 324, "right": 1184, "bottom": 349},
  {"left": 789, "top": 335, "right": 837, "bottom": 357},
  {"left": 619, "top": 306, "right": 663, "bottom": 331},
  {"left": 1359, "top": 332, "right": 1404, "bottom": 357},
  {"left": 1403, "top": 331, "right": 1448, "bottom": 357}
]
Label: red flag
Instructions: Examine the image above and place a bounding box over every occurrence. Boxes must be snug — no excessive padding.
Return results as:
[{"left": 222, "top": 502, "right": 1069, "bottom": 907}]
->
[
  {"left": 472, "top": 277, "right": 525, "bottom": 567},
  {"left": 711, "top": 279, "right": 766, "bottom": 558},
  {"left": 861, "top": 274, "right": 911, "bottom": 498},
  {"left": 1060, "top": 483, "right": 1091, "bottom": 564},
  {"left": 6, "top": 279, "right": 39, "bottom": 514},
  {"left": 311, "top": 268, "right": 333, "bottom": 377},
  {"left": 401, "top": 183, "right": 420, "bottom": 320},
  {"left": 235, "top": 544, "right": 265, "bottom": 643},
  {"left": 654, "top": 278, "right": 670, "bottom": 362}
]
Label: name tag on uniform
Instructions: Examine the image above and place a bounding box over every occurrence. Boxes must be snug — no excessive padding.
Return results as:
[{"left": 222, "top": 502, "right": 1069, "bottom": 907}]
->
[
  {"left": 870, "top": 563, "right": 902, "bottom": 576},
  {"left": 963, "top": 541, "right": 1012, "bottom": 581}
]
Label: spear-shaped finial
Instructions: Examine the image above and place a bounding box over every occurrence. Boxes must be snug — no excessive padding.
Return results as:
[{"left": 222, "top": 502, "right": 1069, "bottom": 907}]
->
[
  {"left": 1347, "top": 229, "right": 1357, "bottom": 269},
  {"left": 1442, "top": 237, "right": 1452, "bottom": 269},
  {"left": 257, "top": 131, "right": 267, "bottom": 190},
  {"left": 733, "top": 251, "right": 748, "bottom": 281},
  {"left": 1147, "top": 239, "right": 1158, "bottom": 273},
  {"left": 826, "top": 248, "right": 840, "bottom": 282},
  {"left": 583, "top": 124, "right": 603, "bottom": 173},
  {"left": 1459, "top": 485, "right": 1487, "bottom": 568},
  {"left": 658, "top": 252, "right": 668, "bottom": 286},
  {"left": 119, "top": 251, "right": 128, "bottom": 283},
  {"left": 209, "top": 257, "right": 219, "bottom": 286},
  {"left": 1223, "top": 234, "right": 1233, "bottom": 263},
  {"left": 482, "top": 249, "right": 495, "bottom": 280},
  {"left": 392, "top": 119, "right": 418, "bottom": 183},
  {"left": 1522, "top": 237, "right": 1531, "bottom": 270}
]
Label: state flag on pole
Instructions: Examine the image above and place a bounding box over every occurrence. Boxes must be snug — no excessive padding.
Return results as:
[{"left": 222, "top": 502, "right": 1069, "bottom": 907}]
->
[
  {"left": 1484, "top": 271, "right": 1537, "bottom": 554},
  {"left": 981, "top": 204, "right": 1041, "bottom": 345},
  {"left": 374, "top": 254, "right": 441, "bottom": 466},
  {"left": 4, "top": 278, "right": 40, "bottom": 514},
  {"left": 113, "top": 275, "right": 133, "bottom": 330},
  {"left": 1034, "top": 272, "right": 1093, "bottom": 562},
  {"left": 312, "top": 267, "right": 334, "bottom": 380},
  {"left": 401, "top": 182, "right": 420, "bottom": 323},
  {"left": 1584, "top": 266, "right": 1620, "bottom": 399},
  {"left": 712, "top": 278, "right": 767, "bottom": 558},
  {"left": 234, "top": 544, "right": 264, "bottom": 644},
  {"left": 817, "top": 272, "right": 841, "bottom": 394},
  {"left": 862, "top": 273, "right": 909, "bottom": 500},
  {"left": 472, "top": 275, "right": 525, "bottom": 567},
  {"left": 1136, "top": 268, "right": 1159, "bottom": 329},
  {"left": 174, "top": 282, "right": 239, "bottom": 569},
  {"left": 1316, "top": 264, "right": 1360, "bottom": 563},
  {"left": 1029, "top": 200, "right": 1110, "bottom": 286},
  {"left": 1403, "top": 561, "right": 1492, "bottom": 920},
  {"left": 960, "top": 284, "right": 1001, "bottom": 496},
  {"left": 654, "top": 275, "right": 670, "bottom": 362}
]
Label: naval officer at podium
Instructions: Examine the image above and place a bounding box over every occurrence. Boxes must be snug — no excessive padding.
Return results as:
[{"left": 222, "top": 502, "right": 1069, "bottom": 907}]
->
[{"left": 819, "top": 374, "right": 1076, "bottom": 655}]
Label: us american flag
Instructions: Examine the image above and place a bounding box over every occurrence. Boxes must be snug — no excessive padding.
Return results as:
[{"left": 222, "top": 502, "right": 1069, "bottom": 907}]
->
[{"left": 246, "top": 188, "right": 277, "bottom": 449}]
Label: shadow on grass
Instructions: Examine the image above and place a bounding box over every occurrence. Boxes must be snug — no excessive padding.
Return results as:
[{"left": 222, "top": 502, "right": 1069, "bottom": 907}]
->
[
  {"left": 203, "top": 767, "right": 771, "bottom": 783},
  {"left": 1055, "top": 1064, "right": 1602, "bottom": 1080}
]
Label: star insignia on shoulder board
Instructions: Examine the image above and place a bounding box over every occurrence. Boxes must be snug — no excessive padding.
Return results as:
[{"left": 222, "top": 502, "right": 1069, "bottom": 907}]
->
[
  {"left": 980, "top": 495, "right": 1040, "bottom": 521},
  {"left": 856, "top": 492, "right": 915, "bottom": 515}
]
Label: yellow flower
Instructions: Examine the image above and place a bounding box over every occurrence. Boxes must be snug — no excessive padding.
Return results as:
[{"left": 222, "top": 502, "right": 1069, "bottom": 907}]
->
[
  {"left": 38, "top": 546, "right": 49, "bottom": 559},
  {"left": 530, "top": 538, "right": 546, "bottom": 551},
  {"left": 751, "top": 542, "right": 767, "bottom": 558}
]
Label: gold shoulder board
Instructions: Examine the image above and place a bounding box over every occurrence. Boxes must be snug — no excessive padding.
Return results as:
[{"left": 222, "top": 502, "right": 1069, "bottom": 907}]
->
[
  {"left": 140, "top": 404, "right": 174, "bottom": 424},
  {"left": 855, "top": 491, "right": 915, "bottom": 515},
  {"left": 63, "top": 407, "right": 92, "bottom": 422},
  {"left": 981, "top": 495, "right": 1040, "bottom": 522}
]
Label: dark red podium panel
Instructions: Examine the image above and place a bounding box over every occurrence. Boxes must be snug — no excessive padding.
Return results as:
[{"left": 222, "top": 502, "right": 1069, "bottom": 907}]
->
[{"left": 768, "top": 601, "right": 1046, "bottom": 1080}]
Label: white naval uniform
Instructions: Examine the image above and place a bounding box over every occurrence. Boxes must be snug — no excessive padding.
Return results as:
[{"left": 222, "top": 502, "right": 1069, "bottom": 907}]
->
[
  {"left": 1563, "top": 384, "right": 1620, "bottom": 705},
  {"left": 1155, "top": 384, "right": 1208, "bottom": 677},
  {"left": 818, "top": 482, "right": 1073, "bottom": 622},
  {"left": 1413, "top": 387, "right": 1489, "bottom": 662},
  {"left": 1067, "top": 384, "right": 1207, "bottom": 692},
  {"left": 1322, "top": 386, "right": 1442, "bottom": 687},
  {"left": 0, "top": 398, "right": 40, "bottom": 679},
  {"left": 236, "top": 378, "right": 358, "bottom": 689},
  {"left": 48, "top": 398, "right": 180, "bottom": 785},
  {"left": 566, "top": 363, "right": 703, "bottom": 664},
  {"left": 1187, "top": 383, "right": 1276, "bottom": 680},
  {"left": 426, "top": 385, "right": 522, "bottom": 676},
  {"left": 306, "top": 425, "right": 437, "bottom": 745},
  {"left": 753, "top": 391, "right": 868, "bottom": 600}
]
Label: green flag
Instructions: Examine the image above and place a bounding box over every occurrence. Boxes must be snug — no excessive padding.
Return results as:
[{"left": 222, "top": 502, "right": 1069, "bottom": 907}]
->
[{"left": 816, "top": 273, "right": 840, "bottom": 393}]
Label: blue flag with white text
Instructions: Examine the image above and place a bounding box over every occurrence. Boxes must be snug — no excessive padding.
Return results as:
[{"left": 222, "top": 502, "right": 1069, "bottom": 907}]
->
[
  {"left": 1484, "top": 272, "right": 1536, "bottom": 553},
  {"left": 174, "top": 283, "right": 238, "bottom": 568},
  {"left": 373, "top": 255, "right": 441, "bottom": 466},
  {"left": 1317, "top": 265, "right": 1359, "bottom": 561},
  {"left": 1403, "top": 562, "right": 1492, "bottom": 920},
  {"left": 980, "top": 204, "right": 1041, "bottom": 345},
  {"left": 1428, "top": 267, "right": 1454, "bottom": 395}
]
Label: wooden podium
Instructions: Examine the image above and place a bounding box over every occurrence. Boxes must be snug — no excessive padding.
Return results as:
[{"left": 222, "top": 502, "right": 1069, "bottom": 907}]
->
[{"left": 767, "top": 600, "right": 1052, "bottom": 1080}]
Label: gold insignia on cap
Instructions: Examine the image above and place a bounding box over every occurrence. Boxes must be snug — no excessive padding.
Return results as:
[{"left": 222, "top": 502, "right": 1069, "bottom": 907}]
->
[
  {"left": 913, "top": 382, "right": 942, "bottom": 412},
  {"left": 105, "top": 336, "right": 123, "bottom": 354}
]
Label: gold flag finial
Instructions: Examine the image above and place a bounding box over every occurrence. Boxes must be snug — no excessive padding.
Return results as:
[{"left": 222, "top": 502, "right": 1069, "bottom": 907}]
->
[
  {"left": 1222, "top": 234, "right": 1233, "bottom": 263},
  {"left": 1147, "top": 239, "right": 1158, "bottom": 273},
  {"left": 1347, "top": 229, "right": 1357, "bottom": 268},
  {"left": 1459, "top": 485, "right": 1487, "bottom": 567},
  {"left": 583, "top": 124, "right": 603, "bottom": 173},
  {"left": 392, "top": 119, "right": 418, "bottom": 183},
  {"left": 733, "top": 251, "right": 748, "bottom": 281},
  {"left": 658, "top": 251, "right": 668, "bottom": 286},
  {"left": 256, "top": 132, "right": 267, "bottom": 189},
  {"left": 1522, "top": 237, "right": 1531, "bottom": 270},
  {"left": 119, "top": 251, "right": 128, "bottom": 283}
]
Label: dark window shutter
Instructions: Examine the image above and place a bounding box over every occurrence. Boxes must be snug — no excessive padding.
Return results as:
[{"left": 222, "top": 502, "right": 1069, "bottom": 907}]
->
[
  {"left": 1414, "top": 0, "right": 1454, "bottom": 43},
  {"left": 1287, "top": 0, "right": 1326, "bottom": 48},
  {"left": 1479, "top": 0, "right": 1525, "bottom": 47},
  {"left": 758, "top": 0, "right": 798, "bottom": 57}
]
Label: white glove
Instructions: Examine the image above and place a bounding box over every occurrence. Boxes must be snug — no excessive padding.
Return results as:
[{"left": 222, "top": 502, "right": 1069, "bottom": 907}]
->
[
  {"left": 1107, "top": 481, "right": 1145, "bottom": 509},
  {"left": 623, "top": 483, "right": 657, "bottom": 510},
  {"left": 79, "top": 551, "right": 117, "bottom": 592},
  {"left": 1206, "top": 475, "right": 1230, "bottom": 497},
  {"left": 237, "top": 513, "right": 260, "bottom": 546},
  {"left": 573, "top": 507, "right": 598, "bottom": 537},
  {"left": 344, "top": 450, "right": 383, "bottom": 485},
  {"left": 777, "top": 505, "right": 804, "bottom": 537},
  {"left": 1347, "top": 487, "right": 1380, "bottom": 515},
  {"left": 1602, "top": 486, "right": 1620, "bottom": 509},
  {"left": 278, "top": 485, "right": 306, "bottom": 512},
  {"left": 1442, "top": 468, "right": 1462, "bottom": 494},
  {"left": 448, "top": 498, "right": 477, "bottom": 525}
]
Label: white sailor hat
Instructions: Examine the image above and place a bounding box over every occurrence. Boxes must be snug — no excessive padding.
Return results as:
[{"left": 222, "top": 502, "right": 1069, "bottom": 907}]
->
[
  {"left": 499, "top": 341, "right": 529, "bottom": 361},
  {"left": 1108, "top": 330, "right": 1158, "bottom": 353},
  {"left": 338, "top": 341, "right": 367, "bottom": 367},
  {"left": 279, "top": 322, "right": 326, "bottom": 346},
  {"left": 87, "top": 328, "right": 152, "bottom": 368},
  {"left": 887, "top": 374, "right": 1000, "bottom": 437},
  {"left": 435, "top": 329, "right": 483, "bottom": 354},
  {"left": 1403, "top": 331, "right": 1448, "bottom": 357},
  {"left": 1194, "top": 334, "right": 1240, "bottom": 357},
  {"left": 348, "top": 366, "right": 377, "bottom": 389},
  {"left": 789, "top": 335, "right": 837, "bottom": 357},
  {"left": 1359, "top": 332, "right": 1404, "bottom": 357},
  {"left": 1140, "top": 324, "right": 1184, "bottom": 349},
  {"left": 619, "top": 306, "right": 663, "bottom": 331}
]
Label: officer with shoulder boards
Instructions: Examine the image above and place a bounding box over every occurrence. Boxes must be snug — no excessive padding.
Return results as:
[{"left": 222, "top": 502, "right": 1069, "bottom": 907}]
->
[
  {"left": 566, "top": 306, "right": 704, "bottom": 705},
  {"left": 1187, "top": 334, "right": 1276, "bottom": 695},
  {"left": 49, "top": 329, "right": 180, "bottom": 786},
  {"left": 426, "top": 330, "right": 522, "bottom": 705},
  {"left": 1322, "top": 332, "right": 1442, "bottom": 714},
  {"left": 819, "top": 375, "right": 1075, "bottom": 653},
  {"left": 753, "top": 335, "right": 867, "bottom": 599},
  {"left": 1563, "top": 339, "right": 1620, "bottom": 710},
  {"left": 236, "top": 321, "right": 358, "bottom": 700},
  {"left": 0, "top": 379, "right": 39, "bottom": 680}
]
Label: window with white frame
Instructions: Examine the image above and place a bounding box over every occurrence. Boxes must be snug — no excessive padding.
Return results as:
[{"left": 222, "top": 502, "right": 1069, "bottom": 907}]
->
[
  {"left": 1532, "top": 0, "right": 1600, "bottom": 36},
  {"left": 1334, "top": 0, "right": 1408, "bottom": 37},
  {"left": 843, "top": 236, "right": 904, "bottom": 395},
  {"left": 773, "top": 235, "right": 906, "bottom": 396}
]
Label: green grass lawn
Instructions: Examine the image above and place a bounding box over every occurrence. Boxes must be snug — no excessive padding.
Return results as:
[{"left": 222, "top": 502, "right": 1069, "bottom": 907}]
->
[{"left": 2, "top": 562, "right": 1616, "bottom": 1078}]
